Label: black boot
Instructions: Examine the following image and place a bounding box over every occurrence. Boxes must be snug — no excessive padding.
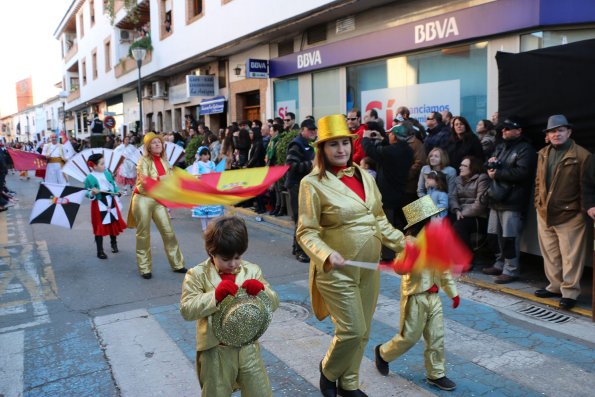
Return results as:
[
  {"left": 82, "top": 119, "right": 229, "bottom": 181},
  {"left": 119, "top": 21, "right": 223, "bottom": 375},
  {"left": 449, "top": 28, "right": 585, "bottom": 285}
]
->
[
  {"left": 110, "top": 235, "right": 119, "bottom": 253},
  {"left": 95, "top": 236, "right": 107, "bottom": 259}
]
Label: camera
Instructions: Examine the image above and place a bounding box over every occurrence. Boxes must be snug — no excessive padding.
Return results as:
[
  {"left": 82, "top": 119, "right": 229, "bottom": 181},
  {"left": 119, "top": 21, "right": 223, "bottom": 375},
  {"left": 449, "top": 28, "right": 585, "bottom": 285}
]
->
[
  {"left": 486, "top": 160, "right": 502, "bottom": 170},
  {"left": 369, "top": 131, "right": 378, "bottom": 138}
]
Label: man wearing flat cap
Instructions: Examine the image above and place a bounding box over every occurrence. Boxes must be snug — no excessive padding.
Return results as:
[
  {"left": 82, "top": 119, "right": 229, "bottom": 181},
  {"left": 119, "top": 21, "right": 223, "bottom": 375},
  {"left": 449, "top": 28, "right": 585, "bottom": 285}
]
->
[{"left": 534, "top": 115, "right": 591, "bottom": 310}]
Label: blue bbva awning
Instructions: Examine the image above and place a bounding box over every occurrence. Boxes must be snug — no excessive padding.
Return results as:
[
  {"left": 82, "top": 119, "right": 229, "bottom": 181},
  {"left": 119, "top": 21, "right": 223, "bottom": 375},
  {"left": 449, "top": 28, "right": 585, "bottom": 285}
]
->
[{"left": 200, "top": 96, "right": 226, "bottom": 115}]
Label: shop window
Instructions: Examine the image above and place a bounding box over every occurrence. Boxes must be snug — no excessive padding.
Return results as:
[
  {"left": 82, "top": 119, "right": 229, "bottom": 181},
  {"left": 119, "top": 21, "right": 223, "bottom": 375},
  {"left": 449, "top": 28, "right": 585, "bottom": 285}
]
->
[
  {"left": 346, "top": 42, "right": 488, "bottom": 130},
  {"left": 278, "top": 40, "right": 294, "bottom": 57},
  {"left": 521, "top": 29, "right": 595, "bottom": 52},
  {"left": 312, "top": 69, "right": 341, "bottom": 120},
  {"left": 104, "top": 39, "right": 111, "bottom": 72},
  {"left": 187, "top": 0, "right": 204, "bottom": 24},
  {"left": 92, "top": 49, "right": 98, "bottom": 80},
  {"left": 307, "top": 24, "right": 326, "bottom": 45},
  {"left": 273, "top": 78, "right": 299, "bottom": 120}
]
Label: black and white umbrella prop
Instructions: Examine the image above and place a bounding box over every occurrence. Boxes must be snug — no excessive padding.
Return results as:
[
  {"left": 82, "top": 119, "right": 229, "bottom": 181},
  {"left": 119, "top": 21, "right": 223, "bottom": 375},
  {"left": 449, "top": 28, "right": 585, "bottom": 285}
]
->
[
  {"left": 29, "top": 183, "right": 87, "bottom": 229},
  {"left": 97, "top": 194, "right": 123, "bottom": 224},
  {"left": 62, "top": 148, "right": 124, "bottom": 182},
  {"left": 138, "top": 141, "right": 185, "bottom": 166}
]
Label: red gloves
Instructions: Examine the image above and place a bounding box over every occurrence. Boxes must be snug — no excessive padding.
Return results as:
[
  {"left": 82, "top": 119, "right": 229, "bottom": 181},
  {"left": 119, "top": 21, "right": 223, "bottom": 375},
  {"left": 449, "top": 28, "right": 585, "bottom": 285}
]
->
[
  {"left": 215, "top": 280, "right": 238, "bottom": 302},
  {"left": 242, "top": 279, "right": 265, "bottom": 296},
  {"left": 452, "top": 295, "right": 460, "bottom": 309}
]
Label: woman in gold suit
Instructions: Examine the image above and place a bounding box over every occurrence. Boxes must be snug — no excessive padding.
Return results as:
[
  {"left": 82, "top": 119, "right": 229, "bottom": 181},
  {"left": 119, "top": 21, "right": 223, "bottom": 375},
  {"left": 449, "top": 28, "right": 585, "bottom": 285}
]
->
[
  {"left": 128, "top": 132, "right": 187, "bottom": 279},
  {"left": 297, "top": 114, "right": 406, "bottom": 397}
]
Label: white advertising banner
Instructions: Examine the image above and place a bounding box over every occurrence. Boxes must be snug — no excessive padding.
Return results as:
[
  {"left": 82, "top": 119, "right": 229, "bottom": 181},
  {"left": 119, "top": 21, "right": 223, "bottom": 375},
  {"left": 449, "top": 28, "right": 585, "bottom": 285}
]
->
[
  {"left": 275, "top": 100, "right": 297, "bottom": 121},
  {"left": 361, "top": 80, "right": 460, "bottom": 130}
]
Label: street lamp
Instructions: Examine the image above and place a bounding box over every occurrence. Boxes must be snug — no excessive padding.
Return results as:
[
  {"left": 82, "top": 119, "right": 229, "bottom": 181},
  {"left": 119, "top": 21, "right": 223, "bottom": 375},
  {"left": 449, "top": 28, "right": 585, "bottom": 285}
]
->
[{"left": 131, "top": 47, "right": 147, "bottom": 136}]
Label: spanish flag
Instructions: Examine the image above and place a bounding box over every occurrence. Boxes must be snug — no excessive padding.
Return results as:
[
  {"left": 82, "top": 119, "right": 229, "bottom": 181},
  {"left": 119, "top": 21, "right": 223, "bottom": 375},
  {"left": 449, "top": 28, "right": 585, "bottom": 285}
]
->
[
  {"left": 393, "top": 218, "right": 472, "bottom": 275},
  {"left": 143, "top": 165, "right": 289, "bottom": 207}
]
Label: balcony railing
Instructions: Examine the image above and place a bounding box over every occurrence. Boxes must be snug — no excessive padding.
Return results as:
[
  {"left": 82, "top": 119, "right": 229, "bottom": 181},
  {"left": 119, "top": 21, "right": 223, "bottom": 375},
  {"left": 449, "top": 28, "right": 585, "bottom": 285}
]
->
[
  {"left": 67, "top": 88, "right": 80, "bottom": 102},
  {"left": 114, "top": 50, "right": 152, "bottom": 78},
  {"left": 64, "top": 41, "right": 78, "bottom": 63}
]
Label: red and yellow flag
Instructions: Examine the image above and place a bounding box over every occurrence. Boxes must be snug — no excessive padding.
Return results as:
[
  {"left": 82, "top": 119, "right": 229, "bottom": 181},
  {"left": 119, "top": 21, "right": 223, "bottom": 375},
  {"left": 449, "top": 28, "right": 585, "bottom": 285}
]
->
[
  {"left": 143, "top": 166, "right": 289, "bottom": 208},
  {"left": 393, "top": 218, "right": 472, "bottom": 275}
]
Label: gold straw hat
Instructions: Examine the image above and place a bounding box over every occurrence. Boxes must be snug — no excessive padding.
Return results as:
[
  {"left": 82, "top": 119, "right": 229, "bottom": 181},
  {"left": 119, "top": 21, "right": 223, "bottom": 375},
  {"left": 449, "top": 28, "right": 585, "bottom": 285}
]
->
[
  {"left": 402, "top": 195, "right": 445, "bottom": 229},
  {"left": 212, "top": 289, "right": 273, "bottom": 347},
  {"left": 143, "top": 132, "right": 164, "bottom": 154},
  {"left": 314, "top": 114, "right": 359, "bottom": 146}
]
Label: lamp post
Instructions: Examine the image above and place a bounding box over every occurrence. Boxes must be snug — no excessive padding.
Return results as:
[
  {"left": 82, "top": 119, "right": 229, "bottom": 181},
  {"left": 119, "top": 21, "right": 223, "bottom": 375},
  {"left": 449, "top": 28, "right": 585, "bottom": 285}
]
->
[{"left": 131, "top": 47, "right": 147, "bottom": 136}]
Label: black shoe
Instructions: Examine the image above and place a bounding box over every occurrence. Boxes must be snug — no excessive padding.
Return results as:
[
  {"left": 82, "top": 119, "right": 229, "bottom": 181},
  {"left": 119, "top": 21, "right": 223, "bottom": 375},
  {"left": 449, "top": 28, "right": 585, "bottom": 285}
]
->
[
  {"left": 111, "top": 243, "right": 119, "bottom": 253},
  {"left": 482, "top": 266, "right": 502, "bottom": 275},
  {"left": 269, "top": 209, "right": 279, "bottom": 216},
  {"left": 173, "top": 267, "right": 188, "bottom": 274},
  {"left": 559, "top": 298, "right": 576, "bottom": 310},
  {"left": 319, "top": 361, "right": 337, "bottom": 397},
  {"left": 97, "top": 251, "right": 107, "bottom": 259},
  {"left": 274, "top": 210, "right": 287, "bottom": 217},
  {"left": 142, "top": 272, "right": 152, "bottom": 279},
  {"left": 255, "top": 208, "right": 266, "bottom": 214},
  {"left": 296, "top": 253, "right": 310, "bottom": 263},
  {"left": 427, "top": 376, "right": 456, "bottom": 391},
  {"left": 374, "top": 345, "right": 389, "bottom": 376},
  {"left": 534, "top": 289, "right": 562, "bottom": 298},
  {"left": 338, "top": 387, "right": 368, "bottom": 397}
]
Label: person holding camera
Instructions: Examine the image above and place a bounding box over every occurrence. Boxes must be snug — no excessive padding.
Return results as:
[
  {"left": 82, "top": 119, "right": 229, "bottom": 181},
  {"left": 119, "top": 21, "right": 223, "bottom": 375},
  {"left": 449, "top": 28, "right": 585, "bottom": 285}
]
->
[{"left": 481, "top": 118, "right": 536, "bottom": 284}]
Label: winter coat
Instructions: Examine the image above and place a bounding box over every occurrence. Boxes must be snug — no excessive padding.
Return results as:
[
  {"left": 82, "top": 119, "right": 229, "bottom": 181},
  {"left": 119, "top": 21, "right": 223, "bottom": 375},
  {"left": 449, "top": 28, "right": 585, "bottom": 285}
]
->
[
  {"left": 535, "top": 139, "right": 590, "bottom": 227},
  {"left": 446, "top": 133, "right": 484, "bottom": 170},
  {"left": 450, "top": 173, "right": 490, "bottom": 218}
]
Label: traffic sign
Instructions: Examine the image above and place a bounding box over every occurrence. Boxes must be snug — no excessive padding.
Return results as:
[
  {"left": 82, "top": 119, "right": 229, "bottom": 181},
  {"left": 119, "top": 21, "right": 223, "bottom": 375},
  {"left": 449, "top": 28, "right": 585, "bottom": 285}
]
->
[{"left": 104, "top": 116, "right": 116, "bottom": 129}]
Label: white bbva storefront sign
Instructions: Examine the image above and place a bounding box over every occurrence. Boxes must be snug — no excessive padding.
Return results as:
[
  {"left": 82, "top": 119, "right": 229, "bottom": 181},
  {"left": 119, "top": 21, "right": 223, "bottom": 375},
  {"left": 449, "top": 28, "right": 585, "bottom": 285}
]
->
[{"left": 361, "top": 80, "right": 461, "bottom": 129}]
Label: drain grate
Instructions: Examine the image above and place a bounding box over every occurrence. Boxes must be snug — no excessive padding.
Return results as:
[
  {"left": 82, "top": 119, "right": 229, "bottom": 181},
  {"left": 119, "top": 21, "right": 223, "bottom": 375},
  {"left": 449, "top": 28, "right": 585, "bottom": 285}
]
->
[{"left": 516, "top": 305, "right": 572, "bottom": 324}]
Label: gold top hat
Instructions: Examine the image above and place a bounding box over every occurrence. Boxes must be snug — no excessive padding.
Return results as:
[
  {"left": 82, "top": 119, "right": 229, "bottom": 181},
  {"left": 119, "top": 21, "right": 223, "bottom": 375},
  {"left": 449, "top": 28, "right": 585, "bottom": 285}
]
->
[
  {"left": 402, "top": 195, "right": 444, "bottom": 229},
  {"left": 314, "top": 114, "right": 359, "bottom": 146},
  {"left": 143, "top": 132, "right": 164, "bottom": 155},
  {"left": 212, "top": 289, "right": 273, "bottom": 347}
]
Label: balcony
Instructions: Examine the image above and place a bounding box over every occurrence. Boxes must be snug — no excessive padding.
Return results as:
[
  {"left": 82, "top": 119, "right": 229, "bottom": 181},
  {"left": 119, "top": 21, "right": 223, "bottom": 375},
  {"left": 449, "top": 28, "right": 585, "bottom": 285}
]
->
[
  {"left": 114, "top": 50, "right": 152, "bottom": 78},
  {"left": 67, "top": 87, "right": 80, "bottom": 102},
  {"left": 64, "top": 41, "right": 78, "bottom": 63}
]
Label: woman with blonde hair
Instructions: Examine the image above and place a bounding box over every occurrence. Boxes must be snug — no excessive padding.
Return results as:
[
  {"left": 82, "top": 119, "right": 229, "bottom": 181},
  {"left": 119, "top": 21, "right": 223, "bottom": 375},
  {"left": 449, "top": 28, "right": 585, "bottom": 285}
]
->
[
  {"left": 297, "top": 114, "right": 405, "bottom": 396},
  {"left": 417, "top": 147, "right": 457, "bottom": 198},
  {"left": 128, "top": 132, "right": 187, "bottom": 279}
]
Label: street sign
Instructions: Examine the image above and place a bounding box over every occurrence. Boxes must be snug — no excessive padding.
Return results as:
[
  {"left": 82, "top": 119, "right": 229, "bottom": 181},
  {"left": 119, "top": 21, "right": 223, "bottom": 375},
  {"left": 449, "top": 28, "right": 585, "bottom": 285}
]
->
[{"left": 104, "top": 116, "right": 116, "bottom": 129}]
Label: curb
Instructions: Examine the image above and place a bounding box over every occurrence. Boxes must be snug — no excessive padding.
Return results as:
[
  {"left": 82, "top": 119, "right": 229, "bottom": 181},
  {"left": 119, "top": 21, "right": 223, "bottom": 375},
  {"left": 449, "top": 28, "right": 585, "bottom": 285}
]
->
[
  {"left": 460, "top": 275, "right": 591, "bottom": 318},
  {"left": 228, "top": 205, "right": 592, "bottom": 320},
  {"left": 224, "top": 206, "right": 294, "bottom": 229}
]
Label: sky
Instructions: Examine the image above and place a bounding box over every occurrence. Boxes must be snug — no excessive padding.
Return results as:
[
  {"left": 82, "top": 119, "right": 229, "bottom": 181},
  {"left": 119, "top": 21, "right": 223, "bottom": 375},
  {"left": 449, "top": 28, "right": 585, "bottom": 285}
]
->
[{"left": 0, "top": 0, "right": 73, "bottom": 117}]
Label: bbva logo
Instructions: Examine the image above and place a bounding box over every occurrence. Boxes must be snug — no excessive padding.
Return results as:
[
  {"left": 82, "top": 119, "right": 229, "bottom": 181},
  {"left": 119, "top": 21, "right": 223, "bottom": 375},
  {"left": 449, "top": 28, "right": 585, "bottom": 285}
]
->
[
  {"left": 297, "top": 50, "right": 322, "bottom": 69},
  {"left": 414, "top": 17, "right": 459, "bottom": 44}
]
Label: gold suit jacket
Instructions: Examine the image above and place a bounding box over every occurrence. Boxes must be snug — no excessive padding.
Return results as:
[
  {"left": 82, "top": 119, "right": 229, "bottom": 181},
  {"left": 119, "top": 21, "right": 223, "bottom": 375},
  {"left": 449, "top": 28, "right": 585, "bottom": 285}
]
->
[
  {"left": 127, "top": 155, "right": 172, "bottom": 227},
  {"left": 400, "top": 270, "right": 458, "bottom": 298},
  {"left": 179, "top": 259, "right": 279, "bottom": 352},
  {"left": 297, "top": 165, "right": 405, "bottom": 320}
]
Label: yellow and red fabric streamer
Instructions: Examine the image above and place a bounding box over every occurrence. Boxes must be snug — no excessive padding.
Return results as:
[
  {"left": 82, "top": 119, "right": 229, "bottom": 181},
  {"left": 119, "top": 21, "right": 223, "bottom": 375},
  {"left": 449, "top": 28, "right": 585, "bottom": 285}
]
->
[
  {"left": 393, "top": 218, "right": 472, "bottom": 276},
  {"left": 143, "top": 165, "right": 289, "bottom": 208}
]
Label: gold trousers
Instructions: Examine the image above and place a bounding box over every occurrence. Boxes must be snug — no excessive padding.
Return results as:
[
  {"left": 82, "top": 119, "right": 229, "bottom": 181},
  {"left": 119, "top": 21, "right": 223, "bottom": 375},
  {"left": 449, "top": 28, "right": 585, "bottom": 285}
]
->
[
  {"left": 316, "top": 266, "right": 379, "bottom": 391},
  {"left": 537, "top": 212, "right": 587, "bottom": 300},
  {"left": 196, "top": 343, "right": 272, "bottom": 397},
  {"left": 379, "top": 292, "right": 445, "bottom": 379},
  {"left": 131, "top": 194, "right": 185, "bottom": 275}
]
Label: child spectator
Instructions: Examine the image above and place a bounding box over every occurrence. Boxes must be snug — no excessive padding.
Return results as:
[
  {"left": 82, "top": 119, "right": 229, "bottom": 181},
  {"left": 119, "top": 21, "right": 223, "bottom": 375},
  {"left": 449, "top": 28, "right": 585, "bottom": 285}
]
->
[
  {"left": 360, "top": 156, "right": 377, "bottom": 179},
  {"left": 180, "top": 216, "right": 279, "bottom": 396},
  {"left": 425, "top": 170, "right": 448, "bottom": 218}
]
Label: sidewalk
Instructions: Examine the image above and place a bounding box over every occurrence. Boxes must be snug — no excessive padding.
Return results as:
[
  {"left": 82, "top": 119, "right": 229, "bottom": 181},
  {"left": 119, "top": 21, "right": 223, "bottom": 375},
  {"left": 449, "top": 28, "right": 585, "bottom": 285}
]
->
[{"left": 227, "top": 205, "right": 594, "bottom": 319}]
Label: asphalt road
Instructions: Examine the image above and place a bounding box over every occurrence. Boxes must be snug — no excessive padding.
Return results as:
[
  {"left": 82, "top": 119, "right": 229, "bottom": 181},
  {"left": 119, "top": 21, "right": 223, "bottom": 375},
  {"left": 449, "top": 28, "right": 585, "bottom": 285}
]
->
[{"left": 1, "top": 173, "right": 594, "bottom": 397}]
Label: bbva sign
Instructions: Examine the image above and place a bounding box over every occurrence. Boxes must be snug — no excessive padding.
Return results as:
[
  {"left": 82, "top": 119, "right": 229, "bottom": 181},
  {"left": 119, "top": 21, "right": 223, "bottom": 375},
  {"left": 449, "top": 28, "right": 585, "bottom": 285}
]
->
[
  {"left": 297, "top": 50, "right": 322, "bottom": 69},
  {"left": 414, "top": 17, "right": 460, "bottom": 44}
]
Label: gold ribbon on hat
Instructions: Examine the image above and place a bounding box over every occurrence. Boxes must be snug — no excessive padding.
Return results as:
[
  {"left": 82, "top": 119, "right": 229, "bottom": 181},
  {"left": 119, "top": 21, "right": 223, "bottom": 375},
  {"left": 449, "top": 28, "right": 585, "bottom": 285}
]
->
[{"left": 336, "top": 166, "right": 355, "bottom": 179}]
